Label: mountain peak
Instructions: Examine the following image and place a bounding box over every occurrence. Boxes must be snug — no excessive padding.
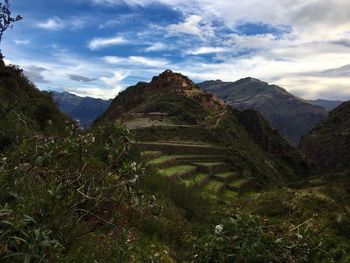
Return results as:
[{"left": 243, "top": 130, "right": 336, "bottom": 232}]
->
[{"left": 150, "top": 70, "right": 197, "bottom": 92}]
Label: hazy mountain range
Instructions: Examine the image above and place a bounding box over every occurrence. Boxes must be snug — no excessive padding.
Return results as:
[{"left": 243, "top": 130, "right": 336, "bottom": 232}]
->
[
  {"left": 52, "top": 91, "right": 111, "bottom": 128},
  {"left": 309, "top": 99, "right": 344, "bottom": 111},
  {"left": 198, "top": 78, "right": 337, "bottom": 145},
  {"left": 52, "top": 79, "right": 343, "bottom": 144}
]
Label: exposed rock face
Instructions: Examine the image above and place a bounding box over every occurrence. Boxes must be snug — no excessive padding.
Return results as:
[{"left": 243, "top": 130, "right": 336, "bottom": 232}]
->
[
  {"left": 148, "top": 70, "right": 225, "bottom": 110},
  {"left": 98, "top": 70, "right": 225, "bottom": 123},
  {"left": 149, "top": 70, "right": 197, "bottom": 93},
  {"left": 198, "top": 78, "right": 328, "bottom": 145},
  {"left": 299, "top": 101, "right": 350, "bottom": 171}
]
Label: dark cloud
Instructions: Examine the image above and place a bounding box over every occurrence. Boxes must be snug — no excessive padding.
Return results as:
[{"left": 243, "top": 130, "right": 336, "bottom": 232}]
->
[
  {"left": 24, "top": 65, "right": 50, "bottom": 83},
  {"left": 321, "top": 65, "right": 350, "bottom": 77},
  {"left": 26, "top": 65, "right": 49, "bottom": 72},
  {"left": 332, "top": 39, "right": 350, "bottom": 48},
  {"left": 69, "top": 74, "right": 97, "bottom": 83}
]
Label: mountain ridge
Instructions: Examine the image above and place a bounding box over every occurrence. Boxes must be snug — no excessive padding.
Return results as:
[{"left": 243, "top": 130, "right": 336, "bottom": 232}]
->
[
  {"left": 52, "top": 91, "right": 111, "bottom": 128},
  {"left": 98, "top": 70, "right": 312, "bottom": 186},
  {"left": 198, "top": 78, "right": 328, "bottom": 145},
  {"left": 299, "top": 101, "right": 350, "bottom": 171}
]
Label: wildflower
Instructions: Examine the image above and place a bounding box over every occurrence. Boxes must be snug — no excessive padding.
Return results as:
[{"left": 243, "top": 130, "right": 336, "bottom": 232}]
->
[
  {"left": 215, "top": 224, "right": 223, "bottom": 235},
  {"left": 2, "top": 157, "right": 7, "bottom": 162},
  {"left": 275, "top": 238, "right": 282, "bottom": 244},
  {"left": 129, "top": 175, "right": 139, "bottom": 184},
  {"left": 131, "top": 161, "right": 137, "bottom": 171},
  {"left": 296, "top": 233, "right": 303, "bottom": 239}
]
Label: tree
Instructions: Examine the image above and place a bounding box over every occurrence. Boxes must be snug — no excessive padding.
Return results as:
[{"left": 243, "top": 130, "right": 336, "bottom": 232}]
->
[{"left": 0, "top": 0, "right": 22, "bottom": 44}]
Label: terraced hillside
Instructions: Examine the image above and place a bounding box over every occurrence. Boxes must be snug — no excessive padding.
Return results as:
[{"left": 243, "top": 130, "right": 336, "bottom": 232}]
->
[
  {"left": 138, "top": 141, "right": 255, "bottom": 200},
  {"left": 98, "top": 70, "right": 312, "bottom": 188}
]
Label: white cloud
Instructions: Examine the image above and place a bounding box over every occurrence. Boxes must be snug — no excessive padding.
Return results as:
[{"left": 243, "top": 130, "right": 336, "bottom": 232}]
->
[
  {"left": 7, "top": 0, "right": 350, "bottom": 101},
  {"left": 66, "top": 86, "right": 121, "bottom": 99},
  {"left": 14, "top": 39, "right": 30, "bottom": 45},
  {"left": 36, "top": 16, "right": 89, "bottom": 31},
  {"left": 129, "top": 56, "right": 169, "bottom": 67},
  {"left": 37, "top": 18, "right": 64, "bottom": 30},
  {"left": 100, "top": 71, "right": 127, "bottom": 94},
  {"left": 145, "top": 42, "right": 168, "bottom": 52},
  {"left": 187, "top": 46, "right": 232, "bottom": 55},
  {"left": 88, "top": 36, "right": 129, "bottom": 50},
  {"left": 104, "top": 55, "right": 170, "bottom": 67},
  {"left": 167, "top": 15, "right": 214, "bottom": 39}
]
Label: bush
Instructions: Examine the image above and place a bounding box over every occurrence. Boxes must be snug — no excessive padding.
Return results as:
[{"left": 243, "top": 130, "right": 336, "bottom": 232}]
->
[
  {"left": 0, "top": 123, "right": 147, "bottom": 261},
  {"left": 187, "top": 213, "right": 329, "bottom": 263}
]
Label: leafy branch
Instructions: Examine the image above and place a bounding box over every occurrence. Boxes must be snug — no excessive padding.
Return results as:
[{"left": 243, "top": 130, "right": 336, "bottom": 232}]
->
[{"left": 0, "top": 0, "right": 22, "bottom": 44}]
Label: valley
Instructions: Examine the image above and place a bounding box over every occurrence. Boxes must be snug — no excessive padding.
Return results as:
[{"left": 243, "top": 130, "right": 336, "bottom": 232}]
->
[{"left": 1, "top": 63, "right": 349, "bottom": 262}]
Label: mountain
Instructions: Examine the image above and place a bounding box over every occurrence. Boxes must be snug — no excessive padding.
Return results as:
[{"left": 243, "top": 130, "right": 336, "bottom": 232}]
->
[
  {"left": 0, "top": 63, "right": 70, "bottom": 151},
  {"left": 309, "top": 99, "right": 344, "bottom": 111},
  {"left": 52, "top": 91, "right": 111, "bottom": 128},
  {"left": 299, "top": 101, "right": 350, "bottom": 171},
  {"left": 98, "top": 70, "right": 311, "bottom": 187},
  {"left": 198, "top": 78, "right": 328, "bottom": 145}
]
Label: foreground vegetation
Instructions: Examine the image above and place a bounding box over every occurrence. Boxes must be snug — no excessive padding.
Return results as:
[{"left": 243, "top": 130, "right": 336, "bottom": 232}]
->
[{"left": 0, "top": 122, "right": 349, "bottom": 262}]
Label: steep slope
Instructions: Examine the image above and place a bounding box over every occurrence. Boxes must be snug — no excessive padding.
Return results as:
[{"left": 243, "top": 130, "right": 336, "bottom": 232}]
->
[
  {"left": 52, "top": 91, "right": 111, "bottom": 128},
  {"left": 309, "top": 99, "right": 344, "bottom": 111},
  {"left": 198, "top": 78, "right": 328, "bottom": 145},
  {"left": 299, "top": 101, "right": 350, "bottom": 171},
  {"left": 0, "top": 63, "right": 69, "bottom": 151},
  {"left": 98, "top": 70, "right": 311, "bottom": 187}
]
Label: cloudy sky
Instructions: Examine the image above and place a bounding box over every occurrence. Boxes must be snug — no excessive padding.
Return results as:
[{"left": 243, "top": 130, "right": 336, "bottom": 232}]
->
[{"left": 2, "top": 0, "right": 350, "bottom": 100}]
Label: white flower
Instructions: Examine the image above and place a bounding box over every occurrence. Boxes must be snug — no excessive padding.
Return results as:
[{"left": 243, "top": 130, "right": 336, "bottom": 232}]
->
[
  {"left": 215, "top": 224, "right": 223, "bottom": 235},
  {"left": 131, "top": 161, "right": 137, "bottom": 171},
  {"left": 91, "top": 137, "right": 96, "bottom": 143},
  {"left": 2, "top": 157, "right": 7, "bottom": 162},
  {"left": 275, "top": 238, "right": 283, "bottom": 244},
  {"left": 129, "top": 175, "right": 139, "bottom": 184}
]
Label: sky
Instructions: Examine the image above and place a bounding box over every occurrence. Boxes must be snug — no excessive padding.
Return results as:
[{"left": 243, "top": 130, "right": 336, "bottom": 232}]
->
[{"left": 1, "top": 0, "right": 350, "bottom": 100}]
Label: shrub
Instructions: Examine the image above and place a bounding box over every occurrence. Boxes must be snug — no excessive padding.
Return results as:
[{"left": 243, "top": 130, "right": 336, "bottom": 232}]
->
[
  {"left": 0, "top": 123, "right": 146, "bottom": 261},
  {"left": 187, "top": 213, "right": 329, "bottom": 263}
]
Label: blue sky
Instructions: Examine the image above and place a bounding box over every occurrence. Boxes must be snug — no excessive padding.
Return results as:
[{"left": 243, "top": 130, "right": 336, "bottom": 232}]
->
[{"left": 2, "top": 0, "right": 350, "bottom": 100}]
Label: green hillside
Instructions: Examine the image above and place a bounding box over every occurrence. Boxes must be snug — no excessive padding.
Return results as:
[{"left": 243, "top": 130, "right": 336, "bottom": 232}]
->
[
  {"left": 98, "top": 70, "right": 312, "bottom": 188},
  {"left": 299, "top": 101, "right": 350, "bottom": 171},
  {"left": 0, "top": 63, "right": 69, "bottom": 151}
]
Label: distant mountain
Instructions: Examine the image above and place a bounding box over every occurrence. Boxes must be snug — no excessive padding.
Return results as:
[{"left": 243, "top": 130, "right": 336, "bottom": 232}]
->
[
  {"left": 52, "top": 92, "right": 111, "bottom": 128},
  {"left": 299, "top": 101, "right": 350, "bottom": 171},
  {"left": 309, "top": 99, "right": 344, "bottom": 111},
  {"left": 198, "top": 78, "right": 328, "bottom": 145},
  {"left": 98, "top": 70, "right": 311, "bottom": 186}
]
